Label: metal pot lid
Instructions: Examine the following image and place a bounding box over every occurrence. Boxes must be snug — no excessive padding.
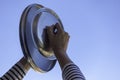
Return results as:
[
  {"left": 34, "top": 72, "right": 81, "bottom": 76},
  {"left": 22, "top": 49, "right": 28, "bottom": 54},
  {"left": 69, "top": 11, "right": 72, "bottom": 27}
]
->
[{"left": 19, "top": 4, "right": 64, "bottom": 72}]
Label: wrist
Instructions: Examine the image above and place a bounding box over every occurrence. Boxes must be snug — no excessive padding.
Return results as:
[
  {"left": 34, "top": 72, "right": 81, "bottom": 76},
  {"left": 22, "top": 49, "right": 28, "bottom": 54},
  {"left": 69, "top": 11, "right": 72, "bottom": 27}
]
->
[
  {"left": 20, "top": 57, "right": 30, "bottom": 72},
  {"left": 53, "top": 48, "right": 66, "bottom": 54}
]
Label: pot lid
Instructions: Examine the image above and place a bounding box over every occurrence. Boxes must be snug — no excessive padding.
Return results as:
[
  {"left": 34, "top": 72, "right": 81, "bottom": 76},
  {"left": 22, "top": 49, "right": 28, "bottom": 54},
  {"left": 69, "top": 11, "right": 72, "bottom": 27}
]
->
[{"left": 19, "top": 4, "right": 64, "bottom": 72}]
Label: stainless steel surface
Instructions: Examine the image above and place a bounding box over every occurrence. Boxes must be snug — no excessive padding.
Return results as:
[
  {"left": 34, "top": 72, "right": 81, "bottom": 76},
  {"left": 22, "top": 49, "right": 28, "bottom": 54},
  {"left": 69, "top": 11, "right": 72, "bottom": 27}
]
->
[{"left": 19, "top": 4, "right": 63, "bottom": 72}]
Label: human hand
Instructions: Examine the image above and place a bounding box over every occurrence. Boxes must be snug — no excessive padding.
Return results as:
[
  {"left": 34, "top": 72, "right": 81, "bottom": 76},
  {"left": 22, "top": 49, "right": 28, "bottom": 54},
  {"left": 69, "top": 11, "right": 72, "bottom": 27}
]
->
[{"left": 46, "top": 23, "right": 70, "bottom": 53}]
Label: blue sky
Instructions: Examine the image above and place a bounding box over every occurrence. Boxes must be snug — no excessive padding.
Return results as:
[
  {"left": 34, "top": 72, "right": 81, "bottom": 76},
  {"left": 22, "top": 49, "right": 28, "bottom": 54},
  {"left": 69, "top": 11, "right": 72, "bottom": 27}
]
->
[{"left": 0, "top": 0, "right": 120, "bottom": 80}]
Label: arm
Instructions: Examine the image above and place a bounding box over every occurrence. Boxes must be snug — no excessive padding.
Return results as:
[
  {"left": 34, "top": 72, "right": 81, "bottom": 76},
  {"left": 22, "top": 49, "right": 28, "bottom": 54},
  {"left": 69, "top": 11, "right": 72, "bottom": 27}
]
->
[
  {"left": 54, "top": 50, "right": 85, "bottom": 80},
  {"left": 46, "top": 23, "right": 86, "bottom": 80},
  {"left": 0, "top": 57, "right": 30, "bottom": 80}
]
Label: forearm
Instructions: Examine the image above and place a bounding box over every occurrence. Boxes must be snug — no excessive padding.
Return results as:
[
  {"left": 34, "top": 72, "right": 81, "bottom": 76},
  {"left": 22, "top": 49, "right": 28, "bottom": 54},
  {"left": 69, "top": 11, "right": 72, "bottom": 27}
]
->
[
  {"left": 0, "top": 57, "right": 30, "bottom": 80},
  {"left": 54, "top": 51, "right": 85, "bottom": 80},
  {"left": 54, "top": 50, "right": 72, "bottom": 69},
  {"left": 62, "top": 63, "right": 86, "bottom": 80}
]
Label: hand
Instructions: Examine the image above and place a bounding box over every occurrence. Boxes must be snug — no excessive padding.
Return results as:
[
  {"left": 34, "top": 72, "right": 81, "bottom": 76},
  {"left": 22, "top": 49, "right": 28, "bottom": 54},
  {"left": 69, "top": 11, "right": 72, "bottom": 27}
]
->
[{"left": 46, "top": 23, "right": 70, "bottom": 53}]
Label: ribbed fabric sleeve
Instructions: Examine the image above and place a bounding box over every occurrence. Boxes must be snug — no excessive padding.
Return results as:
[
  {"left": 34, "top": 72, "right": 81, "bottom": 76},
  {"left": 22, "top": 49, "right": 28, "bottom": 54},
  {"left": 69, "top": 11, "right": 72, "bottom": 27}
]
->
[
  {"left": 0, "top": 61, "right": 26, "bottom": 80},
  {"left": 62, "top": 63, "right": 85, "bottom": 80}
]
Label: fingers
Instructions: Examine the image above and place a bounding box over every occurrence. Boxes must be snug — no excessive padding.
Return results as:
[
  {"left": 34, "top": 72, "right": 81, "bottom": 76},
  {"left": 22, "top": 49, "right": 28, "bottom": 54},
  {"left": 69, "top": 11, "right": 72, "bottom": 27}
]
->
[
  {"left": 46, "top": 25, "right": 54, "bottom": 36},
  {"left": 46, "top": 23, "right": 69, "bottom": 38},
  {"left": 65, "top": 32, "right": 70, "bottom": 41},
  {"left": 63, "top": 32, "right": 70, "bottom": 51},
  {"left": 54, "top": 23, "right": 64, "bottom": 34},
  {"left": 46, "top": 23, "right": 64, "bottom": 35},
  {"left": 63, "top": 32, "right": 70, "bottom": 43}
]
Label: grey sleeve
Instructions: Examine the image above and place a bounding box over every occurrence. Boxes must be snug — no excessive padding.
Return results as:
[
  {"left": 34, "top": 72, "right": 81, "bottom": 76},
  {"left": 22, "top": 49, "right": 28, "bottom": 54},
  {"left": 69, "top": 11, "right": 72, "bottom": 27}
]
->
[
  {"left": 0, "top": 61, "right": 26, "bottom": 80},
  {"left": 62, "top": 63, "right": 85, "bottom": 80}
]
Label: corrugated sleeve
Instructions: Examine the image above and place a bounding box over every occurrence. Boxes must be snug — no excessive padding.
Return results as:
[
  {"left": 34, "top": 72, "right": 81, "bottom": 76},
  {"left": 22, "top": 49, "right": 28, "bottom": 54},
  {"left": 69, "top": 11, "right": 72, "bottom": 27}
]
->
[
  {"left": 62, "top": 63, "right": 85, "bottom": 80},
  {"left": 0, "top": 61, "right": 26, "bottom": 80}
]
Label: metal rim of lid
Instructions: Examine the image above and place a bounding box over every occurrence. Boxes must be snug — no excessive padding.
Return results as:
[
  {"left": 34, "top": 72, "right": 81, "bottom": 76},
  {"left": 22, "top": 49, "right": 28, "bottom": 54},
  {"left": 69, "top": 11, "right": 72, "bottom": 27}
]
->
[{"left": 19, "top": 4, "right": 63, "bottom": 72}]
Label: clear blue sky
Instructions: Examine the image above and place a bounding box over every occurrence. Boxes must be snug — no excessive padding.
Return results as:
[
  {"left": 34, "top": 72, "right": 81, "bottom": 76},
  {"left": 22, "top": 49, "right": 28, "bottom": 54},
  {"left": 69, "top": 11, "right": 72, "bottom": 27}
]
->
[{"left": 0, "top": 0, "right": 120, "bottom": 80}]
